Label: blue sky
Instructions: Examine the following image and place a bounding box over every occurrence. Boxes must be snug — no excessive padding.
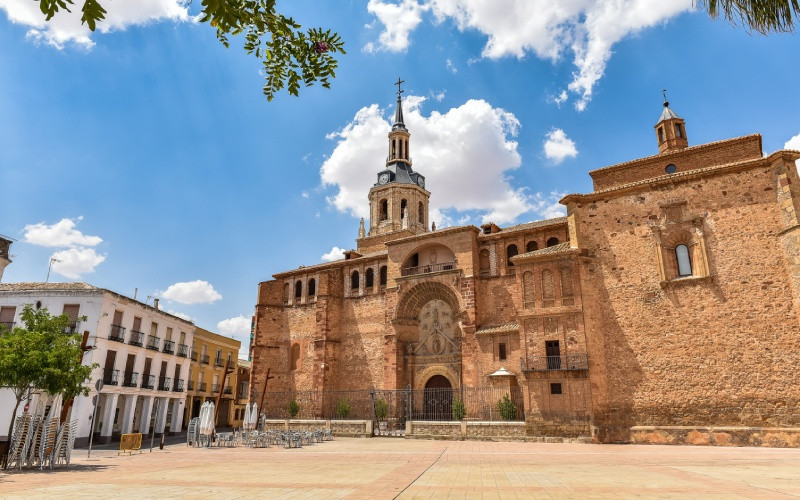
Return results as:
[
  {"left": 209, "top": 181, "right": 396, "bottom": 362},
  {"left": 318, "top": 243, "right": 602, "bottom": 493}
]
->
[{"left": 1, "top": 0, "right": 798, "bottom": 353}]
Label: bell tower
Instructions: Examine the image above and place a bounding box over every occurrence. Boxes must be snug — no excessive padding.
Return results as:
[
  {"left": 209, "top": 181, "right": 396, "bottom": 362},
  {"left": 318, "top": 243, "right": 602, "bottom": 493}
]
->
[
  {"left": 365, "top": 78, "right": 430, "bottom": 241},
  {"left": 654, "top": 90, "right": 688, "bottom": 153}
]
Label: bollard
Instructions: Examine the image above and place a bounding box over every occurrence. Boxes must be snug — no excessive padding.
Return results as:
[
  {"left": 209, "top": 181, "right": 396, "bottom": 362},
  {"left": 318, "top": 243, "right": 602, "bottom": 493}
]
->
[{"left": 159, "top": 434, "right": 164, "bottom": 450}]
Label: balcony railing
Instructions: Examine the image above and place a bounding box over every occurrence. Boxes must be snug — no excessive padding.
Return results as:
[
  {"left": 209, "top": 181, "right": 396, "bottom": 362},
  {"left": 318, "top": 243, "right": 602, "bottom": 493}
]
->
[
  {"left": 199, "top": 382, "right": 207, "bottom": 392},
  {"left": 122, "top": 371, "right": 139, "bottom": 387},
  {"left": 173, "top": 379, "right": 185, "bottom": 392},
  {"left": 191, "top": 351, "right": 198, "bottom": 361},
  {"left": 187, "top": 380, "right": 194, "bottom": 391},
  {"left": 223, "top": 386, "right": 233, "bottom": 395},
  {"left": 103, "top": 368, "right": 119, "bottom": 386},
  {"left": 63, "top": 321, "right": 80, "bottom": 334},
  {"left": 212, "top": 384, "right": 220, "bottom": 393},
  {"left": 158, "top": 377, "right": 172, "bottom": 391},
  {"left": 128, "top": 330, "right": 144, "bottom": 347},
  {"left": 0, "top": 321, "right": 14, "bottom": 332},
  {"left": 108, "top": 324, "right": 126, "bottom": 343},
  {"left": 201, "top": 354, "right": 209, "bottom": 365},
  {"left": 522, "top": 354, "right": 589, "bottom": 372},
  {"left": 162, "top": 340, "right": 175, "bottom": 355},
  {"left": 146, "top": 335, "right": 160, "bottom": 351},
  {"left": 400, "top": 261, "right": 456, "bottom": 277},
  {"left": 141, "top": 374, "right": 155, "bottom": 389},
  {"left": 177, "top": 344, "right": 188, "bottom": 357},
  {"left": 214, "top": 358, "right": 224, "bottom": 367}
]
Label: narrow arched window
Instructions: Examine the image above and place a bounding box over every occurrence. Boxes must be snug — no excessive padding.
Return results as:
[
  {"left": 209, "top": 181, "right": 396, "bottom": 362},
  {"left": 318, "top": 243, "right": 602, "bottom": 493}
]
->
[
  {"left": 379, "top": 199, "right": 388, "bottom": 221},
  {"left": 400, "top": 199, "right": 407, "bottom": 219},
  {"left": 307, "top": 278, "right": 316, "bottom": 298},
  {"left": 523, "top": 271, "right": 535, "bottom": 309},
  {"left": 506, "top": 244, "right": 518, "bottom": 268},
  {"left": 546, "top": 237, "right": 559, "bottom": 247},
  {"left": 290, "top": 343, "right": 300, "bottom": 371},
  {"left": 526, "top": 240, "right": 538, "bottom": 252},
  {"left": 283, "top": 283, "right": 289, "bottom": 304},
  {"left": 479, "top": 249, "right": 490, "bottom": 276},
  {"left": 365, "top": 268, "right": 374, "bottom": 289},
  {"left": 418, "top": 202, "right": 424, "bottom": 224},
  {"left": 379, "top": 266, "right": 387, "bottom": 287},
  {"left": 676, "top": 244, "right": 692, "bottom": 277},
  {"left": 295, "top": 280, "right": 302, "bottom": 299},
  {"left": 351, "top": 270, "right": 360, "bottom": 291}
]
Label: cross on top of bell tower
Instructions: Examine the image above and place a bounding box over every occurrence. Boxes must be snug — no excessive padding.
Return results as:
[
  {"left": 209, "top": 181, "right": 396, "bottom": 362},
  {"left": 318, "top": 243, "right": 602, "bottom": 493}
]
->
[{"left": 394, "top": 77, "right": 405, "bottom": 98}]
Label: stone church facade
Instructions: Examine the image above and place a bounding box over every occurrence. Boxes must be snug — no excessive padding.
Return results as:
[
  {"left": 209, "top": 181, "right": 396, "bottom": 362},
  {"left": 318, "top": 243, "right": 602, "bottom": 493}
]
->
[{"left": 252, "top": 89, "right": 800, "bottom": 445}]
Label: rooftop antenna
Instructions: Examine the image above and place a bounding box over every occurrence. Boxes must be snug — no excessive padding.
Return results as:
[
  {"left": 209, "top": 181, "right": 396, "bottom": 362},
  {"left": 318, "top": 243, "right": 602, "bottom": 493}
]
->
[
  {"left": 145, "top": 295, "right": 154, "bottom": 305},
  {"left": 46, "top": 257, "right": 62, "bottom": 282}
]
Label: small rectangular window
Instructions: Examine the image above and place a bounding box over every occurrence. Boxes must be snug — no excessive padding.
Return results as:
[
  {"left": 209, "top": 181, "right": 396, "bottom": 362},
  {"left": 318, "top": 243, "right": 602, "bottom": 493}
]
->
[
  {"left": 498, "top": 342, "right": 507, "bottom": 361},
  {"left": 658, "top": 127, "right": 665, "bottom": 143},
  {"left": 550, "top": 383, "right": 562, "bottom": 395},
  {"left": 675, "top": 123, "right": 683, "bottom": 138}
]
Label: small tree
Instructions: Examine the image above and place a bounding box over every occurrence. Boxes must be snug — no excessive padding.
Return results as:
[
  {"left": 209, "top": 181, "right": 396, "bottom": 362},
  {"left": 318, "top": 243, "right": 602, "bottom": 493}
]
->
[
  {"left": 0, "top": 305, "right": 94, "bottom": 462},
  {"left": 497, "top": 394, "right": 517, "bottom": 421},
  {"left": 451, "top": 396, "right": 466, "bottom": 421},
  {"left": 288, "top": 399, "right": 300, "bottom": 418},
  {"left": 335, "top": 398, "right": 351, "bottom": 419},
  {"left": 373, "top": 398, "right": 388, "bottom": 422}
]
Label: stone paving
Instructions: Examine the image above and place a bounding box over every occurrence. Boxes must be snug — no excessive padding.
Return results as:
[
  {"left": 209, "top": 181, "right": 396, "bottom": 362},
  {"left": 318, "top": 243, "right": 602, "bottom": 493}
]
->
[{"left": 2, "top": 438, "right": 800, "bottom": 499}]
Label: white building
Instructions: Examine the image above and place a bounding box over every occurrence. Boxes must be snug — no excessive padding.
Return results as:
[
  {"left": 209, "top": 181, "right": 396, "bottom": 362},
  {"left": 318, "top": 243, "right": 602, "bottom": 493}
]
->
[{"left": 0, "top": 282, "right": 195, "bottom": 446}]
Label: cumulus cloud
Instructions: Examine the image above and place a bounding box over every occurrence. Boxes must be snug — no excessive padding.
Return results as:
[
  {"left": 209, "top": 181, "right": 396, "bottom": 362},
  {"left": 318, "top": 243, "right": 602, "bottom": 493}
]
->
[
  {"left": 364, "top": 0, "right": 427, "bottom": 52},
  {"left": 217, "top": 315, "right": 251, "bottom": 338},
  {"left": 321, "top": 246, "right": 347, "bottom": 262},
  {"left": 167, "top": 309, "right": 193, "bottom": 322},
  {"left": 24, "top": 217, "right": 102, "bottom": 247},
  {"left": 445, "top": 58, "right": 458, "bottom": 73},
  {"left": 50, "top": 247, "right": 106, "bottom": 279},
  {"left": 786, "top": 132, "right": 800, "bottom": 172},
  {"left": 0, "top": 0, "right": 191, "bottom": 49},
  {"left": 543, "top": 129, "right": 578, "bottom": 164},
  {"left": 321, "top": 96, "right": 557, "bottom": 225},
  {"left": 161, "top": 280, "right": 222, "bottom": 304},
  {"left": 366, "top": 0, "right": 692, "bottom": 110}
]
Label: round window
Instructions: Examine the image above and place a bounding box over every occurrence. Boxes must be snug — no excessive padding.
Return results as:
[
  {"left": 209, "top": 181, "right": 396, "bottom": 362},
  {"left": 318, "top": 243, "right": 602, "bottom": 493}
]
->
[{"left": 665, "top": 164, "right": 677, "bottom": 174}]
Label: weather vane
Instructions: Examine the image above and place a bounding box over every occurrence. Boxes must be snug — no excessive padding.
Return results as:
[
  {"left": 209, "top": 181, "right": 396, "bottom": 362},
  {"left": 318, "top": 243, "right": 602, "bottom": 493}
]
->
[
  {"left": 394, "top": 77, "right": 405, "bottom": 98},
  {"left": 662, "top": 88, "right": 669, "bottom": 106}
]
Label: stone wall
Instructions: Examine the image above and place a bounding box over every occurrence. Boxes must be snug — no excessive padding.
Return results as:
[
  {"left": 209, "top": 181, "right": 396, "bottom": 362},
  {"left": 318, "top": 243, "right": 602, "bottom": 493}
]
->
[
  {"left": 262, "top": 419, "right": 372, "bottom": 437},
  {"left": 406, "top": 420, "right": 527, "bottom": 440}
]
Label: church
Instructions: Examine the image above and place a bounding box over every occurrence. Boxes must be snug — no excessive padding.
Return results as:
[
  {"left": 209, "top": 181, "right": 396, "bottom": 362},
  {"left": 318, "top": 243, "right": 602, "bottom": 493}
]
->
[{"left": 251, "top": 86, "right": 800, "bottom": 445}]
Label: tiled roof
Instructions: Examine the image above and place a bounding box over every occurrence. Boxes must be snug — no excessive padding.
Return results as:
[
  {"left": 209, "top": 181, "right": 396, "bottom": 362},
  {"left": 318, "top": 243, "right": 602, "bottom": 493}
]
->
[
  {"left": 0, "top": 282, "right": 100, "bottom": 292},
  {"left": 515, "top": 242, "right": 572, "bottom": 259},
  {"left": 273, "top": 249, "right": 390, "bottom": 278},
  {"left": 477, "top": 217, "right": 568, "bottom": 239},
  {"left": 475, "top": 323, "right": 519, "bottom": 335}
]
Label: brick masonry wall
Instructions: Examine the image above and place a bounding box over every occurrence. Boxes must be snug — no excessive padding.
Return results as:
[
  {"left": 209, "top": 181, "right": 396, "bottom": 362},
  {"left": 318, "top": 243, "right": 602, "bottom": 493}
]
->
[{"left": 568, "top": 161, "right": 800, "bottom": 435}]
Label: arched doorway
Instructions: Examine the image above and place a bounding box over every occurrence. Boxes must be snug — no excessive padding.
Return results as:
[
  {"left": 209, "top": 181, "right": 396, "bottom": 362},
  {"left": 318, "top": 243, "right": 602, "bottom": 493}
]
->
[{"left": 424, "top": 375, "right": 453, "bottom": 420}]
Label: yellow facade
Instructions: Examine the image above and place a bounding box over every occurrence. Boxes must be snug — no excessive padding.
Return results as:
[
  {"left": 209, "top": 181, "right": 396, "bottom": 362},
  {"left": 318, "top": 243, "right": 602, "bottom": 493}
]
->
[{"left": 185, "top": 327, "right": 241, "bottom": 427}]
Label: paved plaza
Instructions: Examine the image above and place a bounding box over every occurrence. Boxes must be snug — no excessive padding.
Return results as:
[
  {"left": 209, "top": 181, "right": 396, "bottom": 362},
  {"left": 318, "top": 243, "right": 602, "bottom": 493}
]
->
[{"left": 2, "top": 438, "right": 800, "bottom": 499}]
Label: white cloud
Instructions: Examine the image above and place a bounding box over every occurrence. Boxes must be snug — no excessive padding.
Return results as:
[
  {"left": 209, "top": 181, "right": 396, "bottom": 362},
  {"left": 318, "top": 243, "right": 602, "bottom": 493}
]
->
[
  {"left": 161, "top": 280, "right": 222, "bottom": 304},
  {"left": 431, "top": 90, "right": 446, "bottom": 101},
  {"left": 321, "top": 96, "right": 556, "bottom": 225},
  {"left": 0, "top": 0, "right": 191, "bottom": 49},
  {"left": 543, "top": 129, "right": 578, "bottom": 164},
  {"left": 167, "top": 309, "right": 193, "bottom": 322},
  {"left": 217, "top": 315, "right": 250, "bottom": 337},
  {"left": 366, "top": 0, "right": 692, "bottom": 109},
  {"left": 445, "top": 58, "right": 458, "bottom": 73},
  {"left": 786, "top": 132, "right": 800, "bottom": 172},
  {"left": 24, "top": 217, "right": 102, "bottom": 247},
  {"left": 364, "top": 0, "right": 427, "bottom": 52},
  {"left": 50, "top": 247, "right": 106, "bottom": 279},
  {"left": 321, "top": 246, "right": 347, "bottom": 262}
]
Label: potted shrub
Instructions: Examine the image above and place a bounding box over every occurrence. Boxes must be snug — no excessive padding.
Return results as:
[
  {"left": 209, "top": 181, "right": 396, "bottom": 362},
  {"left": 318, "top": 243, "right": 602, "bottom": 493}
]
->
[
  {"left": 452, "top": 396, "right": 466, "bottom": 421},
  {"left": 336, "top": 398, "right": 351, "bottom": 419},
  {"left": 374, "top": 398, "right": 388, "bottom": 432},
  {"left": 288, "top": 399, "right": 300, "bottom": 419}
]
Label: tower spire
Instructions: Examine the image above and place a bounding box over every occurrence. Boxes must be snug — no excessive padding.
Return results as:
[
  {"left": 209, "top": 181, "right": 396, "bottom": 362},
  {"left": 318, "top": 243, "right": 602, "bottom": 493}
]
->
[
  {"left": 654, "top": 90, "right": 688, "bottom": 153},
  {"left": 392, "top": 77, "right": 406, "bottom": 131}
]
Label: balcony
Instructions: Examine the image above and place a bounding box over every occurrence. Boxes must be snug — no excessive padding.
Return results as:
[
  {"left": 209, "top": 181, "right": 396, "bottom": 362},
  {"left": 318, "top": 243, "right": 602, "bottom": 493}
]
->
[
  {"left": 400, "top": 261, "right": 456, "bottom": 277},
  {"left": 198, "top": 382, "right": 207, "bottom": 392},
  {"left": 158, "top": 377, "right": 172, "bottom": 391},
  {"left": 108, "top": 324, "right": 126, "bottom": 343},
  {"left": 214, "top": 358, "right": 224, "bottom": 367},
  {"left": 122, "top": 371, "right": 139, "bottom": 387},
  {"left": 141, "top": 374, "right": 155, "bottom": 389},
  {"left": 103, "top": 368, "right": 119, "bottom": 386},
  {"left": 187, "top": 380, "right": 194, "bottom": 391},
  {"left": 63, "top": 321, "right": 80, "bottom": 334},
  {"left": 0, "top": 321, "right": 14, "bottom": 332},
  {"left": 162, "top": 340, "right": 175, "bottom": 355},
  {"left": 223, "top": 386, "right": 232, "bottom": 395},
  {"left": 191, "top": 351, "right": 198, "bottom": 361},
  {"left": 522, "top": 354, "right": 589, "bottom": 372},
  {"left": 212, "top": 383, "right": 220, "bottom": 393},
  {"left": 173, "top": 379, "right": 185, "bottom": 392},
  {"left": 201, "top": 354, "right": 210, "bottom": 365},
  {"left": 177, "top": 344, "right": 188, "bottom": 357},
  {"left": 128, "top": 330, "right": 145, "bottom": 347},
  {"left": 146, "top": 335, "right": 160, "bottom": 351}
]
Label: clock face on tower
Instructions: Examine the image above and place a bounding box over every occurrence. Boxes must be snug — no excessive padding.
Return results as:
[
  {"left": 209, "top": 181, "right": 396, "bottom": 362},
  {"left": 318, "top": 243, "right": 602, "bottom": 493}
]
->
[
  {"left": 378, "top": 173, "right": 390, "bottom": 185},
  {"left": 417, "top": 177, "right": 425, "bottom": 188}
]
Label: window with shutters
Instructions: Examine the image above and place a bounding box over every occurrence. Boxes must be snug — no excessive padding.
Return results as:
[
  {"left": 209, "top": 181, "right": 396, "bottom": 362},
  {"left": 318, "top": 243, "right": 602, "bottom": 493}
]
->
[
  {"left": 62, "top": 304, "right": 80, "bottom": 333},
  {"left": 0, "top": 306, "right": 16, "bottom": 331}
]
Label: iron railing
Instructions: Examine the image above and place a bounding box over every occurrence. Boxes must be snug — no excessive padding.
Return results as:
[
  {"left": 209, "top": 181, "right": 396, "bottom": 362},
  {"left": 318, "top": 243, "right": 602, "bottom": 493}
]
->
[
  {"left": 522, "top": 354, "right": 589, "bottom": 372},
  {"left": 108, "top": 324, "right": 126, "bottom": 342},
  {"left": 187, "top": 380, "right": 195, "bottom": 391},
  {"left": 122, "top": 371, "right": 139, "bottom": 387},
  {"left": 191, "top": 350, "right": 198, "bottom": 361},
  {"left": 199, "top": 382, "right": 207, "bottom": 392},
  {"left": 177, "top": 344, "right": 188, "bottom": 357},
  {"left": 212, "top": 383, "right": 220, "bottom": 393},
  {"left": 214, "top": 358, "right": 224, "bottom": 367},
  {"left": 141, "top": 374, "right": 155, "bottom": 389},
  {"left": 223, "top": 386, "right": 233, "bottom": 395},
  {"left": 158, "top": 377, "right": 172, "bottom": 391},
  {"left": 146, "top": 335, "right": 160, "bottom": 351},
  {"left": 162, "top": 340, "right": 175, "bottom": 354},
  {"left": 173, "top": 379, "right": 184, "bottom": 392},
  {"left": 400, "top": 261, "right": 456, "bottom": 277},
  {"left": 201, "top": 354, "right": 209, "bottom": 365},
  {"left": 128, "top": 330, "right": 144, "bottom": 346},
  {"left": 102, "top": 369, "right": 119, "bottom": 386},
  {"left": 63, "top": 322, "right": 80, "bottom": 334},
  {"left": 0, "top": 321, "right": 14, "bottom": 331}
]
